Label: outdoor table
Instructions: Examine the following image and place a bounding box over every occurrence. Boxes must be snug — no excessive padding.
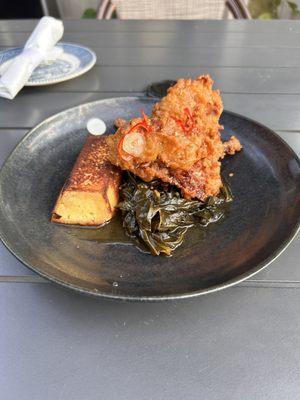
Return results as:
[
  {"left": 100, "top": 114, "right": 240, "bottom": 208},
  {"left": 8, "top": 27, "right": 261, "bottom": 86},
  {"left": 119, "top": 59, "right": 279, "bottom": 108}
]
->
[{"left": 0, "top": 19, "right": 299, "bottom": 400}]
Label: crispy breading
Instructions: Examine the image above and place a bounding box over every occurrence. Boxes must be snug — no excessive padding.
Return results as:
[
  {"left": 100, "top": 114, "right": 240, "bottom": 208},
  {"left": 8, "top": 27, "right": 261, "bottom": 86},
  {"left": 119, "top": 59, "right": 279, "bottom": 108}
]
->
[
  {"left": 106, "top": 75, "right": 241, "bottom": 201},
  {"left": 223, "top": 135, "right": 243, "bottom": 155}
]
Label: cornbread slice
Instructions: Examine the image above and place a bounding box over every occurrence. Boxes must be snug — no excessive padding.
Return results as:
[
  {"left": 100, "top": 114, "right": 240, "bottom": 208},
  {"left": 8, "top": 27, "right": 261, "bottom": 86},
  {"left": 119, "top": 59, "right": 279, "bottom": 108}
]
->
[{"left": 51, "top": 135, "right": 121, "bottom": 226}]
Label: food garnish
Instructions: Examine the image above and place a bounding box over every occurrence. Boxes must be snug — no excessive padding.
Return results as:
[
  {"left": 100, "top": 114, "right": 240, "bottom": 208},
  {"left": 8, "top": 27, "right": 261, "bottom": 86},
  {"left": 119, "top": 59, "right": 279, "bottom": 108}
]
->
[
  {"left": 118, "top": 109, "right": 151, "bottom": 160},
  {"left": 173, "top": 107, "right": 194, "bottom": 134},
  {"left": 122, "top": 131, "right": 146, "bottom": 157}
]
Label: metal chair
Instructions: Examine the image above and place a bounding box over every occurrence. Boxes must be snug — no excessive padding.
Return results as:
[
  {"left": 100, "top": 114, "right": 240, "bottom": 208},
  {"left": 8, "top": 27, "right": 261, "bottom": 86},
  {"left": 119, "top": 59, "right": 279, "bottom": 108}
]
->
[
  {"left": 97, "top": 0, "right": 251, "bottom": 20},
  {"left": 226, "top": 0, "right": 251, "bottom": 18}
]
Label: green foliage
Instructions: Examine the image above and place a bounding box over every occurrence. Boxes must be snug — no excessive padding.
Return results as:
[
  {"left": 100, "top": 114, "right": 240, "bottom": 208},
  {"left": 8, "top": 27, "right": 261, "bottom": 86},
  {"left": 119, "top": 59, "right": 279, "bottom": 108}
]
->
[
  {"left": 287, "top": 1, "right": 300, "bottom": 16},
  {"left": 259, "top": 12, "right": 273, "bottom": 18},
  {"left": 82, "top": 8, "right": 97, "bottom": 19},
  {"left": 249, "top": 0, "right": 300, "bottom": 19}
]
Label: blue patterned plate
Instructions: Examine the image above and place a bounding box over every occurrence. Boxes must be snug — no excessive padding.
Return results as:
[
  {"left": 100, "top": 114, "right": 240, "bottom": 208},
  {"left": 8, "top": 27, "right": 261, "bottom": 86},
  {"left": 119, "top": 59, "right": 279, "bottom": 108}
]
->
[{"left": 0, "top": 42, "right": 96, "bottom": 86}]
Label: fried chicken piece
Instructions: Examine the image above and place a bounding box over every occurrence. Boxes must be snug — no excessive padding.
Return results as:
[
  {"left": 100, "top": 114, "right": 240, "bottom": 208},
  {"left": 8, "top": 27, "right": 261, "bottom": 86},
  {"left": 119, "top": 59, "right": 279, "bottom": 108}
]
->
[
  {"left": 114, "top": 118, "right": 127, "bottom": 128},
  {"left": 106, "top": 75, "right": 241, "bottom": 201},
  {"left": 223, "top": 135, "right": 243, "bottom": 155}
]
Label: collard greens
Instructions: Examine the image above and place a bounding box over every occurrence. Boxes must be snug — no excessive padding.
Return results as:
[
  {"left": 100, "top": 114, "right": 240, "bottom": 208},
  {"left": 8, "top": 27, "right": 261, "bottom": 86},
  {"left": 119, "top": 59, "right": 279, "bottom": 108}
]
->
[{"left": 118, "top": 173, "right": 233, "bottom": 256}]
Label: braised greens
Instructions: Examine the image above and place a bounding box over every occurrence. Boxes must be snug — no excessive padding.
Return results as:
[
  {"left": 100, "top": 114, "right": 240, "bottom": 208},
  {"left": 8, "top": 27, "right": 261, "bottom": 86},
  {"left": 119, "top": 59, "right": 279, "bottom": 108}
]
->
[{"left": 118, "top": 173, "right": 233, "bottom": 256}]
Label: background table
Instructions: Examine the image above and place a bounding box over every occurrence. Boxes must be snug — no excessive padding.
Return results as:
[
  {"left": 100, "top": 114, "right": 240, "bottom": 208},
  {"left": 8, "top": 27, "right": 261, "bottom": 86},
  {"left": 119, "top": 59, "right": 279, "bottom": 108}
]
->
[{"left": 0, "top": 20, "right": 299, "bottom": 400}]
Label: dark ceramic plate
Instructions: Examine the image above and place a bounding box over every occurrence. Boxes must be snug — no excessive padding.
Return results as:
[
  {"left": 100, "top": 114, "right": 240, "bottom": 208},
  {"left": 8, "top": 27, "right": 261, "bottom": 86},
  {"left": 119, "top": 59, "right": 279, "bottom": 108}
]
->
[{"left": 0, "top": 97, "right": 299, "bottom": 301}]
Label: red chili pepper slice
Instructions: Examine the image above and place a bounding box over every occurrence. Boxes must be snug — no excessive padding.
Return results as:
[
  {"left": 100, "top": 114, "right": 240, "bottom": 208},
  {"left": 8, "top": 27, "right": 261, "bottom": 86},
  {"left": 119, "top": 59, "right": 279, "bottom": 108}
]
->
[
  {"left": 173, "top": 107, "right": 194, "bottom": 134},
  {"left": 174, "top": 118, "right": 189, "bottom": 132},
  {"left": 141, "top": 109, "right": 148, "bottom": 122},
  {"left": 127, "top": 121, "right": 149, "bottom": 135},
  {"left": 184, "top": 107, "right": 194, "bottom": 123},
  {"left": 140, "top": 109, "right": 152, "bottom": 133}
]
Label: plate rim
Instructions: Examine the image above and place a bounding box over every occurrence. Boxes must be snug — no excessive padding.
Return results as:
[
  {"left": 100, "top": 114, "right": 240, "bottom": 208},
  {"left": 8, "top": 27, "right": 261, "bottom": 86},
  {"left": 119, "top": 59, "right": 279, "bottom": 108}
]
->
[
  {"left": 0, "top": 42, "right": 97, "bottom": 86},
  {"left": 0, "top": 96, "right": 299, "bottom": 302}
]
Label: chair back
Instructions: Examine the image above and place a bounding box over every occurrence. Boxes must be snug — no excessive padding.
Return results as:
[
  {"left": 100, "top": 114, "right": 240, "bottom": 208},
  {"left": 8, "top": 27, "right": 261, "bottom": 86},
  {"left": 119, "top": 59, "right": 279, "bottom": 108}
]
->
[{"left": 97, "top": 0, "right": 251, "bottom": 19}]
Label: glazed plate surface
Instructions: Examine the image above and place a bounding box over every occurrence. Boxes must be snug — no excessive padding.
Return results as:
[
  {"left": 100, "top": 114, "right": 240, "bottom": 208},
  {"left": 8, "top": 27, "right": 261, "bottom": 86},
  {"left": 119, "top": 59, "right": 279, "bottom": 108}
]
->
[{"left": 0, "top": 97, "right": 299, "bottom": 301}]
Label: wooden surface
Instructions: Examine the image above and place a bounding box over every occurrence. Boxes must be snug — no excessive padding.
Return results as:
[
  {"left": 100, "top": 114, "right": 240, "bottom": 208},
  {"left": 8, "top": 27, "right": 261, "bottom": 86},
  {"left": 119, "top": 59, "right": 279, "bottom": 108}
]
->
[{"left": 0, "top": 20, "right": 299, "bottom": 400}]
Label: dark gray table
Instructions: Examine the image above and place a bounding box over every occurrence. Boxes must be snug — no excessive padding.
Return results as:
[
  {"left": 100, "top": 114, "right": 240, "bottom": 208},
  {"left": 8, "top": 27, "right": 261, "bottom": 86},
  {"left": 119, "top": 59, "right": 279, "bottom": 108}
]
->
[{"left": 0, "top": 20, "right": 299, "bottom": 400}]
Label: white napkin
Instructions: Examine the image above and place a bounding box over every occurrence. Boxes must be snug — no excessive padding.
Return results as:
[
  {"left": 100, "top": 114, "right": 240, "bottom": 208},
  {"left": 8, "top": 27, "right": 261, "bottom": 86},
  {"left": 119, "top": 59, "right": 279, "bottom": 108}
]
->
[{"left": 0, "top": 17, "right": 64, "bottom": 100}]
